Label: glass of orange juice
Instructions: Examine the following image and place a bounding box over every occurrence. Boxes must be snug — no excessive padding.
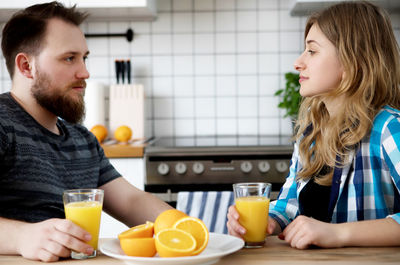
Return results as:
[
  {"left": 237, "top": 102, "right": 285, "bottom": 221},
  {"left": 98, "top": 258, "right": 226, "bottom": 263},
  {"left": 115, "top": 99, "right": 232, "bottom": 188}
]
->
[
  {"left": 233, "top": 182, "right": 271, "bottom": 248},
  {"left": 63, "top": 189, "right": 104, "bottom": 259}
]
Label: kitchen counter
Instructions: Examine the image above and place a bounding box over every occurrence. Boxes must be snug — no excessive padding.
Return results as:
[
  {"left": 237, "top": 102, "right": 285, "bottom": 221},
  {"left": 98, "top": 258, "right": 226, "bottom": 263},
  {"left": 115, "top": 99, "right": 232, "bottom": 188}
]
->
[
  {"left": 101, "top": 141, "right": 145, "bottom": 158},
  {"left": 2, "top": 236, "right": 400, "bottom": 265}
]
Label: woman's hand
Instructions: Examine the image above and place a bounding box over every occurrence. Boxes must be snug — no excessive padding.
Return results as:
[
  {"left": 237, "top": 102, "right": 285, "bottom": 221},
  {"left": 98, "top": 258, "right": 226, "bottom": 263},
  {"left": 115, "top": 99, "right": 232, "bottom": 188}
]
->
[
  {"left": 280, "top": 215, "right": 343, "bottom": 249},
  {"left": 16, "top": 218, "right": 93, "bottom": 262},
  {"left": 227, "top": 205, "right": 282, "bottom": 238},
  {"left": 227, "top": 205, "right": 245, "bottom": 238}
]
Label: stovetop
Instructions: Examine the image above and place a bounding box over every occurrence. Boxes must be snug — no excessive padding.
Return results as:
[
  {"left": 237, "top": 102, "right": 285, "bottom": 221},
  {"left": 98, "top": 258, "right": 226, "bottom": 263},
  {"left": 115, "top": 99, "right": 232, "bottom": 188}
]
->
[
  {"left": 144, "top": 135, "right": 294, "bottom": 194},
  {"left": 146, "top": 135, "right": 293, "bottom": 151}
]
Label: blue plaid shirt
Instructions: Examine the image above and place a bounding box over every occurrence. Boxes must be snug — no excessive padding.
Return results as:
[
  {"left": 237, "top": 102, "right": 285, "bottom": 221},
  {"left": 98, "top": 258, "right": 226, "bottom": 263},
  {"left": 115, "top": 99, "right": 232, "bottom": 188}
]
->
[{"left": 269, "top": 106, "right": 400, "bottom": 229}]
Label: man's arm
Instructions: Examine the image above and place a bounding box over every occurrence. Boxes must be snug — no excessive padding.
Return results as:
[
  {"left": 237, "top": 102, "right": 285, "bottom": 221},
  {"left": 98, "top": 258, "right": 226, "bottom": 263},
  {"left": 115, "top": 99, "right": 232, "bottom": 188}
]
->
[
  {"left": 0, "top": 217, "right": 93, "bottom": 262},
  {"left": 100, "top": 177, "right": 173, "bottom": 227}
]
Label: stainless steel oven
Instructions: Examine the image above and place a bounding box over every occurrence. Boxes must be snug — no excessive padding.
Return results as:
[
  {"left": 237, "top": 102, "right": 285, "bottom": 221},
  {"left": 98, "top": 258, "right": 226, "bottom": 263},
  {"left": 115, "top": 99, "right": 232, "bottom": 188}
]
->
[{"left": 144, "top": 135, "right": 293, "bottom": 206}]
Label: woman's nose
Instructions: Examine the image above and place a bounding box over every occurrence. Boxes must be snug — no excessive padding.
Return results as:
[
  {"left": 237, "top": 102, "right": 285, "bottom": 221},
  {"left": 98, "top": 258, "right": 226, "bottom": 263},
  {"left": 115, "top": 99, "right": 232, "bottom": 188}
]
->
[{"left": 293, "top": 54, "right": 305, "bottom": 71}]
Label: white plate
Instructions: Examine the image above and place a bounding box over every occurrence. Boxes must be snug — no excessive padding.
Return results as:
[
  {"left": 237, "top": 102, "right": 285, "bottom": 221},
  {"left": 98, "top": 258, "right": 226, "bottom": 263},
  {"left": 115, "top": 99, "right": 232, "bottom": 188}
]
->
[{"left": 100, "top": 233, "right": 244, "bottom": 265}]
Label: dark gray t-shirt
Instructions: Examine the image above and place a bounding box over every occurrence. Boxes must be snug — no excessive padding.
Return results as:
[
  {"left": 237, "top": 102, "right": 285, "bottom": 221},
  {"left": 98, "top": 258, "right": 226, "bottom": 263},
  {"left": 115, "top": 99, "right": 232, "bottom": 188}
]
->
[{"left": 0, "top": 92, "right": 121, "bottom": 222}]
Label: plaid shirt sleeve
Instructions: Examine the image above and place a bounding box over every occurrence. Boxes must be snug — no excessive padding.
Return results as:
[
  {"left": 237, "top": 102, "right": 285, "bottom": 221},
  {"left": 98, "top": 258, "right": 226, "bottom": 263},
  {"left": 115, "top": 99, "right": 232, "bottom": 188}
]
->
[
  {"left": 382, "top": 107, "right": 400, "bottom": 224},
  {"left": 269, "top": 142, "right": 301, "bottom": 230}
]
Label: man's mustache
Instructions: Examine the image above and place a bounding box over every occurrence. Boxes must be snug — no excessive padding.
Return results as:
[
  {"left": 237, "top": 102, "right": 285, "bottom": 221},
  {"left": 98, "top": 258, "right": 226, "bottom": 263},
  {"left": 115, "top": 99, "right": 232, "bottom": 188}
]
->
[{"left": 69, "top": 81, "right": 86, "bottom": 89}]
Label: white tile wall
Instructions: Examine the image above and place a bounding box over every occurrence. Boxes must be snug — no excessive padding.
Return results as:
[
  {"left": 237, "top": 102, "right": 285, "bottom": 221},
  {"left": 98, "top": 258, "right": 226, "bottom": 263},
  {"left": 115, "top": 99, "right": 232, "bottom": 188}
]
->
[{"left": 1, "top": 0, "right": 400, "bottom": 138}]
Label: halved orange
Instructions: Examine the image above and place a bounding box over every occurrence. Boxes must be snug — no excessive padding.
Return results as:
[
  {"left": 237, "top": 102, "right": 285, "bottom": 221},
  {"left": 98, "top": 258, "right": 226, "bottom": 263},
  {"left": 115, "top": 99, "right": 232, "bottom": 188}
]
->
[
  {"left": 118, "top": 221, "right": 154, "bottom": 240},
  {"left": 172, "top": 217, "right": 209, "bottom": 255},
  {"left": 154, "top": 209, "right": 187, "bottom": 235},
  {"left": 155, "top": 228, "right": 196, "bottom": 257},
  {"left": 120, "top": 237, "right": 156, "bottom": 257}
]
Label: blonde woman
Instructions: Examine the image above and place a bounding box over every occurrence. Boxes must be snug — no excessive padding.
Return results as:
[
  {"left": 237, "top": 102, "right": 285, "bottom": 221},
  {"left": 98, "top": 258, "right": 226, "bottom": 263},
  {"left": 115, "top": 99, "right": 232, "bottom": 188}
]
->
[{"left": 227, "top": 1, "right": 400, "bottom": 248}]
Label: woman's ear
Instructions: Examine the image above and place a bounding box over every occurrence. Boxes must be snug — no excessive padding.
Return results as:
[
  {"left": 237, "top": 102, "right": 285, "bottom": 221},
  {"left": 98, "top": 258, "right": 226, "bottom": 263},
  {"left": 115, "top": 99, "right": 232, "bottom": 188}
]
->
[{"left": 15, "top": 53, "right": 33, "bottom": 79}]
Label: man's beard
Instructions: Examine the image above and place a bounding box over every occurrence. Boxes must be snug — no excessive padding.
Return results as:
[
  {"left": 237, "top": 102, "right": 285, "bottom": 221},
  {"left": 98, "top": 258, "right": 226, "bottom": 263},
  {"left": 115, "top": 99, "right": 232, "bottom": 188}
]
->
[{"left": 31, "top": 71, "right": 86, "bottom": 124}]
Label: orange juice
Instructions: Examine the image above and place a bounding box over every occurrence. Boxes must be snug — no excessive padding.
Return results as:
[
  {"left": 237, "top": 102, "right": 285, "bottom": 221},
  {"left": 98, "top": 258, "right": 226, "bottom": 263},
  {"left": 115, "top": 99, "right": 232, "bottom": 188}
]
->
[
  {"left": 235, "top": 196, "right": 270, "bottom": 243},
  {"left": 65, "top": 201, "right": 102, "bottom": 249}
]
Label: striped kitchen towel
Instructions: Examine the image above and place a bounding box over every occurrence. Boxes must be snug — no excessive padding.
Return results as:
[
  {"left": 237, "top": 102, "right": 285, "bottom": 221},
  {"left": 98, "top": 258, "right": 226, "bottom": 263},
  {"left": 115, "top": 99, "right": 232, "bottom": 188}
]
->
[{"left": 176, "top": 191, "right": 234, "bottom": 234}]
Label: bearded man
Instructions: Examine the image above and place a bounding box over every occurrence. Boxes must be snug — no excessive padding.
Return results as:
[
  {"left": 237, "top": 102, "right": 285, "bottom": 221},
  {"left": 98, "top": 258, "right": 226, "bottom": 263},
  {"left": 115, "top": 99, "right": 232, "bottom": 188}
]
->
[{"left": 0, "top": 2, "right": 171, "bottom": 262}]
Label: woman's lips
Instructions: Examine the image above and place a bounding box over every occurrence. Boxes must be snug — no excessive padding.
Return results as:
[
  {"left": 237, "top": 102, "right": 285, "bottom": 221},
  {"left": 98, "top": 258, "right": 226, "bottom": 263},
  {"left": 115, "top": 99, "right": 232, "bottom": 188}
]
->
[{"left": 299, "top": 75, "right": 309, "bottom": 83}]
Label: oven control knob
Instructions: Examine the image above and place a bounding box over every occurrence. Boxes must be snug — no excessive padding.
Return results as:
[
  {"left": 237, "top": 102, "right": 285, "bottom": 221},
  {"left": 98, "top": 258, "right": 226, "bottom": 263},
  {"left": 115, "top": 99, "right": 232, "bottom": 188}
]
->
[
  {"left": 157, "top": 163, "right": 170, "bottom": 176},
  {"left": 276, "top": 161, "right": 289, "bottom": 173},
  {"left": 258, "top": 161, "right": 270, "bottom": 173},
  {"left": 192, "top": 162, "right": 205, "bottom": 175},
  {"left": 240, "top": 161, "right": 253, "bottom": 173},
  {"left": 175, "top": 162, "right": 187, "bottom": 175}
]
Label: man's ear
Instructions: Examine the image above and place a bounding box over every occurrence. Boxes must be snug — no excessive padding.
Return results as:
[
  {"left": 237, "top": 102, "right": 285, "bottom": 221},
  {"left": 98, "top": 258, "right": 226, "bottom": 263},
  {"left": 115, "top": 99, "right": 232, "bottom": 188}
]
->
[{"left": 15, "top": 53, "right": 34, "bottom": 79}]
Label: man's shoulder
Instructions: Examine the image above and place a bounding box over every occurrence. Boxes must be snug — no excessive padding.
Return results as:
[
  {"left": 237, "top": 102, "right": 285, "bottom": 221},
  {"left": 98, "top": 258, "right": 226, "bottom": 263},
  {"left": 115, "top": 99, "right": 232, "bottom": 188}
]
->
[
  {"left": 0, "top": 92, "right": 15, "bottom": 113},
  {"left": 60, "top": 119, "right": 96, "bottom": 142},
  {"left": 0, "top": 92, "right": 22, "bottom": 125}
]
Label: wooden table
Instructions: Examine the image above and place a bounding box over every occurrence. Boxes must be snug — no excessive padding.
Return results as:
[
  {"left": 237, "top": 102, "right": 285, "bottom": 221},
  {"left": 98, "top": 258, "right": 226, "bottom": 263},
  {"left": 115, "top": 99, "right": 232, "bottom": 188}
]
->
[{"left": 1, "top": 236, "right": 399, "bottom": 265}]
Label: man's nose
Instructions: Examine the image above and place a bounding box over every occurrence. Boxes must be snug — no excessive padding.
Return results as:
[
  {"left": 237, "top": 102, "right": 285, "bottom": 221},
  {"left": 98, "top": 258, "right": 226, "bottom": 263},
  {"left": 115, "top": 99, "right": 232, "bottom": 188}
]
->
[{"left": 77, "top": 62, "right": 90, "bottom": 79}]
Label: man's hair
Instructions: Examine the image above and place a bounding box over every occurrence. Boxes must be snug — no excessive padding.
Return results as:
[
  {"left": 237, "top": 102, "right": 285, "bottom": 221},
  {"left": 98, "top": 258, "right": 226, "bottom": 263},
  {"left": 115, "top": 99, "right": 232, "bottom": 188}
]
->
[{"left": 1, "top": 1, "right": 88, "bottom": 78}]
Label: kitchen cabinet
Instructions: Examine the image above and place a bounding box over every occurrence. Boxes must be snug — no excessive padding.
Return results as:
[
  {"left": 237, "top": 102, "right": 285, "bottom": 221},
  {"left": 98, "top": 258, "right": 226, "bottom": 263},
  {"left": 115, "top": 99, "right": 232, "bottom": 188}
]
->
[
  {"left": 100, "top": 158, "right": 145, "bottom": 238},
  {"left": 109, "top": 158, "right": 145, "bottom": 190},
  {"left": 290, "top": 0, "right": 400, "bottom": 16},
  {"left": 0, "top": 0, "right": 157, "bottom": 22}
]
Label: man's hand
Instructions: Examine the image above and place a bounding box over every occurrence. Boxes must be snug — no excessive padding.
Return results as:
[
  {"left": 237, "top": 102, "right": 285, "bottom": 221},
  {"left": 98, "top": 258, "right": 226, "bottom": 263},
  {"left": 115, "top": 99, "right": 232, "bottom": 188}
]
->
[
  {"left": 280, "top": 215, "right": 343, "bottom": 249},
  {"left": 16, "top": 218, "right": 93, "bottom": 262}
]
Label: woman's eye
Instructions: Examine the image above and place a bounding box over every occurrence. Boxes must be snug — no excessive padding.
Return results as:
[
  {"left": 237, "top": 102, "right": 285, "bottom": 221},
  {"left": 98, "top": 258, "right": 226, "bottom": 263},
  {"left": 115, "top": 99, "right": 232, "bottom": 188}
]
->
[
  {"left": 307, "top": 49, "right": 315, "bottom": 55},
  {"left": 65, "top": 56, "right": 74, "bottom": 62}
]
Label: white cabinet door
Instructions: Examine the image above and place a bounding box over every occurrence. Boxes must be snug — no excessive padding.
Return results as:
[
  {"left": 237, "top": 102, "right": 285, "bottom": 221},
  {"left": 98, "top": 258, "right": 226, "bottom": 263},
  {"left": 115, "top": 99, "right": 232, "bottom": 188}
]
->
[
  {"left": 109, "top": 158, "right": 145, "bottom": 190},
  {"left": 99, "top": 158, "right": 144, "bottom": 238}
]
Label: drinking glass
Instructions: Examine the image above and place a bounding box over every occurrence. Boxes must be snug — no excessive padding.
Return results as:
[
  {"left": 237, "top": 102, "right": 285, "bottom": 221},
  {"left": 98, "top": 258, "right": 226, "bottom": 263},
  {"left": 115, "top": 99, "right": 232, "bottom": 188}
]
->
[
  {"left": 63, "top": 189, "right": 104, "bottom": 259},
  {"left": 233, "top": 182, "right": 271, "bottom": 248}
]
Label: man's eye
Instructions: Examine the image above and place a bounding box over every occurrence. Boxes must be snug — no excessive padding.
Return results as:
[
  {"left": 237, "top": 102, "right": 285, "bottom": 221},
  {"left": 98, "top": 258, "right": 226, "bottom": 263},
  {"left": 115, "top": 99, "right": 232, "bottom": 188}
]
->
[{"left": 65, "top": 56, "right": 74, "bottom": 62}]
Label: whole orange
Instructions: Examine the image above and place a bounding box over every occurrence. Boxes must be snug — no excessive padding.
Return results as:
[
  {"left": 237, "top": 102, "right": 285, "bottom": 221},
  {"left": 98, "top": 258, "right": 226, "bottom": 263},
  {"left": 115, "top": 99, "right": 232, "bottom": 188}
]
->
[
  {"left": 154, "top": 209, "right": 187, "bottom": 235},
  {"left": 114, "top": 125, "right": 132, "bottom": 142},
  {"left": 90, "top": 124, "right": 108, "bottom": 143}
]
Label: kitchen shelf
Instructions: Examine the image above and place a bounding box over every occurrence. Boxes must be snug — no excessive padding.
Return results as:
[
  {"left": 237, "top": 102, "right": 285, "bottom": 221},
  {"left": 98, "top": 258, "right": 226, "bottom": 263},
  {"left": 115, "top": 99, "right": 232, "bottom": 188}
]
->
[
  {"left": 290, "top": 0, "right": 400, "bottom": 16},
  {"left": 0, "top": 0, "right": 157, "bottom": 22},
  {"left": 102, "top": 142, "right": 146, "bottom": 158}
]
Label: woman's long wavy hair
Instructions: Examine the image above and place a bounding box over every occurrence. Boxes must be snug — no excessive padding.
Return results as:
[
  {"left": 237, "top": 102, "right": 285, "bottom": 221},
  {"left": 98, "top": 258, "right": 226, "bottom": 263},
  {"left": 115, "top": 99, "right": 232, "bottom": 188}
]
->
[{"left": 295, "top": 1, "right": 400, "bottom": 185}]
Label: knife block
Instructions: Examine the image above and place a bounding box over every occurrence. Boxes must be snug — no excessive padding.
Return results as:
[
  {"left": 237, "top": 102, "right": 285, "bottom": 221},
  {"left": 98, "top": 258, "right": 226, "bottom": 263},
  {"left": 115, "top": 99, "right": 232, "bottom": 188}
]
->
[{"left": 109, "top": 84, "right": 147, "bottom": 140}]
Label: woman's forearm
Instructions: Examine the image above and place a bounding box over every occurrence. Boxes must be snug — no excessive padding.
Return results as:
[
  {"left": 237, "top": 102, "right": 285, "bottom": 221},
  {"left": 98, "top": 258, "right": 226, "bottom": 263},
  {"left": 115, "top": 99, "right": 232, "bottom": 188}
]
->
[{"left": 338, "top": 217, "right": 400, "bottom": 247}]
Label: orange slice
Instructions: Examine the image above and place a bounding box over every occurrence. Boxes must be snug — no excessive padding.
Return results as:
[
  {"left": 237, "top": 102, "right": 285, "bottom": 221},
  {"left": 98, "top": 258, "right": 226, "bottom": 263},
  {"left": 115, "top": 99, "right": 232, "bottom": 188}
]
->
[
  {"left": 154, "top": 209, "right": 187, "bottom": 235},
  {"left": 120, "top": 237, "right": 156, "bottom": 257},
  {"left": 155, "top": 228, "right": 196, "bottom": 257},
  {"left": 118, "top": 221, "right": 154, "bottom": 240},
  {"left": 173, "top": 216, "right": 209, "bottom": 255}
]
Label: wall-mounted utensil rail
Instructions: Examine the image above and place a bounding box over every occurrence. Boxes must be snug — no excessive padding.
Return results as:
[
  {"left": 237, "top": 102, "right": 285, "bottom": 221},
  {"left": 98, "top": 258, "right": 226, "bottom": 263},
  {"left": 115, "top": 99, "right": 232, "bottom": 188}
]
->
[{"left": 85, "top": 28, "right": 134, "bottom": 42}]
